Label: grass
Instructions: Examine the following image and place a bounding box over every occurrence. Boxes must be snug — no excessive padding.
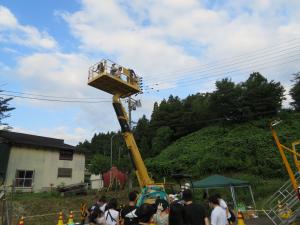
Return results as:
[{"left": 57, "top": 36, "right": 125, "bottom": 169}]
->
[{"left": 8, "top": 190, "right": 130, "bottom": 225}]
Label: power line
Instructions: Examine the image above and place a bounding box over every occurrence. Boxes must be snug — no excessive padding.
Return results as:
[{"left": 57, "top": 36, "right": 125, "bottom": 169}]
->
[
  {"left": 0, "top": 90, "right": 110, "bottom": 100},
  {"left": 143, "top": 47, "right": 300, "bottom": 90},
  {"left": 144, "top": 45, "right": 300, "bottom": 88},
  {"left": 143, "top": 53, "right": 300, "bottom": 93},
  {"left": 143, "top": 38, "right": 300, "bottom": 83},
  {"left": 0, "top": 93, "right": 111, "bottom": 103}
]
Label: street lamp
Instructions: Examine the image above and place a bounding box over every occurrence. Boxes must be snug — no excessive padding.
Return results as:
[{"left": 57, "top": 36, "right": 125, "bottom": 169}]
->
[{"left": 110, "top": 133, "right": 118, "bottom": 168}]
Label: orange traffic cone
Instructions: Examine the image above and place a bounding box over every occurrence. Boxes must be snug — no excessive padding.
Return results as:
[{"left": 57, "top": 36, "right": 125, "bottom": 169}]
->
[
  {"left": 19, "top": 216, "right": 24, "bottom": 225},
  {"left": 57, "top": 211, "right": 64, "bottom": 225},
  {"left": 237, "top": 210, "right": 246, "bottom": 225},
  {"left": 67, "top": 211, "right": 75, "bottom": 225}
]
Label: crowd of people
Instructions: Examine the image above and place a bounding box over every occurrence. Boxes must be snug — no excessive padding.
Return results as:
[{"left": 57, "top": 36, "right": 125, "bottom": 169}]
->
[{"left": 85, "top": 187, "right": 235, "bottom": 225}]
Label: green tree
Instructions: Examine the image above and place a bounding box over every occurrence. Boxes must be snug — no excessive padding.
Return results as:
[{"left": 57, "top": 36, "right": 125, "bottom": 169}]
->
[
  {"left": 290, "top": 72, "right": 300, "bottom": 111},
  {"left": 182, "top": 93, "right": 212, "bottom": 133},
  {"left": 134, "top": 115, "right": 152, "bottom": 158},
  {"left": 89, "top": 154, "right": 110, "bottom": 174},
  {"left": 0, "top": 91, "right": 15, "bottom": 129},
  {"left": 209, "top": 78, "right": 242, "bottom": 120},
  {"left": 241, "top": 72, "right": 284, "bottom": 119},
  {"left": 151, "top": 126, "right": 174, "bottom": 156}
]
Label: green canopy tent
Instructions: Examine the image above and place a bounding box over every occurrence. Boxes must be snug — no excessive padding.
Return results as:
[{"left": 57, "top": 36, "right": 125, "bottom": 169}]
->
[{"left": 193, "top": 174, "right": 256, "bottom": 210}]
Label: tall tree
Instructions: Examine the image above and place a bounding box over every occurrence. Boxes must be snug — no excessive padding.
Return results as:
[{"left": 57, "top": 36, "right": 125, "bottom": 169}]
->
[
  {"left": 134, "top": 115, "right": 152, "bottom": 158},
  {"left": 241, "top": 72, "right": 284, "bottom": 119},
  {"left": 209, "top": 78, "right": 242, "bottom": 120},
  {"left": 290, "top": 72, "right": 300, "bottom": 111},
  {"left": 0, "top": 91, "right": 14, "bottom": 129}
]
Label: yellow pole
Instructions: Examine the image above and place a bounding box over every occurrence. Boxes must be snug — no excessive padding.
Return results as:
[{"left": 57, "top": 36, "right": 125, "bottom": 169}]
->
[
  {"left": 113, "top": 94, "right": 154, "bottom": 187},
  {"left": 292, "top": 141, "right": 300, "bottom": 172},
  {"left": 271, "top": 126, "right": 298, "bottom": 192}
]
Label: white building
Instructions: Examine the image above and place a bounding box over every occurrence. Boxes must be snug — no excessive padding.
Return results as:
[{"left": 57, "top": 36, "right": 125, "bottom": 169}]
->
[
  {"left": 90, "top": 174, "right": 104, "bottom": 190},
  {"left": 0, "top": 131, "right": 85, "bottom": 192}
]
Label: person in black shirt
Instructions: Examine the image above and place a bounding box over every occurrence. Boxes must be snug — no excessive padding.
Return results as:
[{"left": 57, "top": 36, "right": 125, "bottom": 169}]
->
[
  {"left": 120, "top": 191, "right": 139, "bottom": 225},
  {"left": 182, "top": 189, "right": 209, "bottom": 225},
  {"left": 136, "top": 203, "right": 156, "bottom": 225},
  {"left": 169, "top": 199, "right": 185, "bottom": 225}
]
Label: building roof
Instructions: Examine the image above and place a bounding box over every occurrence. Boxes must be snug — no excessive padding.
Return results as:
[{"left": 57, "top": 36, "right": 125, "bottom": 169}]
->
[
  {"left": 193, "top": 174, "right": 250, "bottom": 188},
  {"left": 0, "top": 130, "right": 75, "bottom": 151}
]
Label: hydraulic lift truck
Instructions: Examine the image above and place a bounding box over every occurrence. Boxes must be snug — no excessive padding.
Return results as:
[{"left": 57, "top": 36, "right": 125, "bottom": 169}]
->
[{"left": 87, "top": 59, "right": 168, "bottom": 205}]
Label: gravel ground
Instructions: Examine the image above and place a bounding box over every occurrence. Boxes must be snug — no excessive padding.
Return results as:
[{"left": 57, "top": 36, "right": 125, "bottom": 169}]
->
[
  {"left": 243, "top": 217, "right": 300, "bottom": 225},
  {"left": 244, "top": 217, "right": 274, "bottom": 225}
]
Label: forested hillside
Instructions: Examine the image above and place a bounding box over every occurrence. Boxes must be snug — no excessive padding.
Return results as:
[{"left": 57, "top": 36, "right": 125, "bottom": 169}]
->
[
  {"left": 77, "top": 72, "right": 300, "bottom": 178},
  {"left": 146, "top": 112, "right": 300, "bottom": 179}
]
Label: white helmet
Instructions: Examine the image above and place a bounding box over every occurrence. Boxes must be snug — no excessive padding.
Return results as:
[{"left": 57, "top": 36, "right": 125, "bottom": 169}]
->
[{"left": 184, "top": 183, "right": 191, "bottom": 189}]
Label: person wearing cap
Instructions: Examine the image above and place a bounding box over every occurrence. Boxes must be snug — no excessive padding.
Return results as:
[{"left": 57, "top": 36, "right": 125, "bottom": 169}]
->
[{"left": 184, "top": 183, "right": 191, "bottom": 190}]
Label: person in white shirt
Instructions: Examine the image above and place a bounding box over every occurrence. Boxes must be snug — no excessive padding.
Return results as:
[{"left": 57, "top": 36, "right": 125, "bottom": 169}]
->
[
  {"left": 216, "top": 194, "right": 232, "bottom": 224},
  {"left": 208, "top": 195, "right": 227, "bottom": 225},
  {"left": 104, "top": 198, "right": 119, "bottom": 225}
]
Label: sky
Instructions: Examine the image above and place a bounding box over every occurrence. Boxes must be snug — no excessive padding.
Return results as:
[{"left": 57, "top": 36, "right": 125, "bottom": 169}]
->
[{"left": 0, "top": 0, "right": 300, "bottom": 145}]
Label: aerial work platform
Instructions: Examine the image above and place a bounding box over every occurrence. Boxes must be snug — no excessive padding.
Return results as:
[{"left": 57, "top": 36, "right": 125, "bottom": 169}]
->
[{"left": 87, "top": 59, "right": 141, "bottom": 98}]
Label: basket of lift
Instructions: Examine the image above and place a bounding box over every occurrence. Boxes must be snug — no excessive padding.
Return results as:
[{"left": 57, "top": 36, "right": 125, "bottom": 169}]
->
[{"left": 88, "top": 59, "right": 142, "bottom": 98}]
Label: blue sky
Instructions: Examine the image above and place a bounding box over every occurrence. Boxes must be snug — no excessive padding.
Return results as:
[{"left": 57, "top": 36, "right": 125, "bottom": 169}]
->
[{"left": 0, "top": 0, "right": 300, "bottom": 144}]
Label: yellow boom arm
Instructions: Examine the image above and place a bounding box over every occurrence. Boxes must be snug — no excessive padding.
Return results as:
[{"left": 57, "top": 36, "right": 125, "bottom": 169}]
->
[{"left": 112, "top": 94, "right": 154, "bottom": 187}]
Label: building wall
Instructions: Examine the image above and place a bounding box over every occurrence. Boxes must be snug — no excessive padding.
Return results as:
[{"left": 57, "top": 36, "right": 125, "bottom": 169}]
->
[
  {"left": 4, "top": 146, "right": 85, "bottom": 192},
  {"left": 90, "top": 174, "right": 104, "bottom": 190}
]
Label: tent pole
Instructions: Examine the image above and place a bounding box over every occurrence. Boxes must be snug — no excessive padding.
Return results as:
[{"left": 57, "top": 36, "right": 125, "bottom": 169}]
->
[
  {"left": 249, "top": 185, "right": 256, "bottom": 209},
  {"left": 230, "top": 186, "right": 237, "bottom": 210}
]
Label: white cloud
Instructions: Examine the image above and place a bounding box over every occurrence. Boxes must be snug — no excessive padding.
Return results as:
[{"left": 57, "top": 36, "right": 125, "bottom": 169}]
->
[
  {"left": 0, "top": 5, "right": 57, "bottom": 49},
  {"left": 60, "top": 0, "right": 199, "bottom": 76},
  {"left": 60, "top": 0, "right": 300, "bottom": 89},
  {"left": 16, "top": 52, "right": 92, "bottom": 95},
  {"left": 12, "top": 126, "right": 91, "bottom": 145},
  {"left": 0, "top": 5, "right": 18, "bottom": 28},
  {"left": 2, "top": 0, "right": 300, "bottom": 144}
]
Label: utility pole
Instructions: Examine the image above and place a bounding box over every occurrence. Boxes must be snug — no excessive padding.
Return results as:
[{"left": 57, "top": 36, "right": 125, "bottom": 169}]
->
[{"left": 127, "top": 97, "right": 141, "bottom": 190}]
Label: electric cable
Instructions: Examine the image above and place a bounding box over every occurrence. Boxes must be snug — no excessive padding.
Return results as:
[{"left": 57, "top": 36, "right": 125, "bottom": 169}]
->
[
  {"left": 143, "top": 54, "right": 300, "bottom": 92},
  {"left": 0, "top": 90, "right": 110, "bottom": 100},
  {"left": 144, "top": 46, "right": 300, "bottom": 89},
  {"left": 143, "top": 38, "right": 300, "bottom": 83},
  {"left": 0, "top": 93, "right": 111, "bottom": 103}
]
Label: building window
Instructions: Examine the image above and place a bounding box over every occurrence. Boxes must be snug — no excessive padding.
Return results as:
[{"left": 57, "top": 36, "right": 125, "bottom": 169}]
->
[
  {"left": 58, "top": 168, "right": 72, "bottom": 178},
  {"left": 59, "top": 150, "right": 73, "bottom": 161},
  {"left": 15, "top": 170, "right": 34, "bottom": 187}
]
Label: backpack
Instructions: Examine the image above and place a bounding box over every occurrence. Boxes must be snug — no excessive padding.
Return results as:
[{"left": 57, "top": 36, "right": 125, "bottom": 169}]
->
[
  {"left": 105, "top": 210, "right": 117, "bottom": 224},
  {"left": 228, "top": 209, "right": 236, "bottom": 222}
]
